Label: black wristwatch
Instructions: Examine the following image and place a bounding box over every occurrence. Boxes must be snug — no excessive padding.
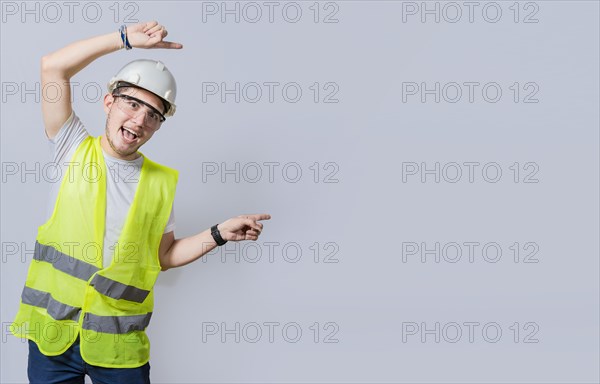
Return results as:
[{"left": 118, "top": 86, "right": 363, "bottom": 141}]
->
[{"left": 211, "top": 224, "right": 227, "bottom": 246}]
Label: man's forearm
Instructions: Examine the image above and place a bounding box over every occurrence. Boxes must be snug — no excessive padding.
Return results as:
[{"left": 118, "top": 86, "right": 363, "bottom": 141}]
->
[
  {"left": 42, "top": 31, "right": 123, "bottom": 78},
  {"left": 163, "top": 229, "right": 219, "bottom": 270}
]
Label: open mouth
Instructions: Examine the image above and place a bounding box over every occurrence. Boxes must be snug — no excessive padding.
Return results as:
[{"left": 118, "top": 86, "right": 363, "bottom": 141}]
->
[{"left": 119, "top": 127, "right": 139, "bottom": 143}]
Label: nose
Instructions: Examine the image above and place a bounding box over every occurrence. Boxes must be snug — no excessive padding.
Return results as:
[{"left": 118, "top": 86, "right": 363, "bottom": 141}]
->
[{"left": 129, "top": 110, "right": 148, "bottom": 127}]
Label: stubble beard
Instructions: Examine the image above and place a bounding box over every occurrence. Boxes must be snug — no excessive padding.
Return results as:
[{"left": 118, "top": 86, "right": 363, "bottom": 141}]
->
[{"left": 104, "top": 117, "right": 140, "bottom": 158}]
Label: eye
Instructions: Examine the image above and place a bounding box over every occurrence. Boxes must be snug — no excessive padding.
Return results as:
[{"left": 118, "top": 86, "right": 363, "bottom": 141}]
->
[
  {"left": 147, "top": 111, "right": 159, "bottom": 122},
  {"left": 127, "top": 101, "right": 140, "bottom": 109}
]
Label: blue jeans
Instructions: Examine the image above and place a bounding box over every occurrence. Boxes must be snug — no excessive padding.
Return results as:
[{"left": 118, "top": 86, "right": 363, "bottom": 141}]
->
[{"left": 27, "top": 337, "right": 151, "bottom": 384}]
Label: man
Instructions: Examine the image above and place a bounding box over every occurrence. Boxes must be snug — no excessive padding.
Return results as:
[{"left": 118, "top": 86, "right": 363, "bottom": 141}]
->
[{"left": 10, "top": 21, "right": 271, "bottom": 383}]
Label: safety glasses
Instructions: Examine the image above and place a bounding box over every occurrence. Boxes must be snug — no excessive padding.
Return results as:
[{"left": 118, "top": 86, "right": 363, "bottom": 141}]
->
[{"left": 113, "top": 94, "right": 166, "bottom": 128}]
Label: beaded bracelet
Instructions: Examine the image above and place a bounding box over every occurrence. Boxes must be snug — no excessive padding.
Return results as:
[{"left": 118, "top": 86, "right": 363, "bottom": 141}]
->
[{"left": 119, "top": 25, "right": 132, "bottom": 50}]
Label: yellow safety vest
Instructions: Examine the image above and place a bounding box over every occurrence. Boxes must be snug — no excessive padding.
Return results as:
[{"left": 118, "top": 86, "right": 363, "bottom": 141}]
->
[{"left": 11, "top": 135, "right": 178, "bottom": 368}]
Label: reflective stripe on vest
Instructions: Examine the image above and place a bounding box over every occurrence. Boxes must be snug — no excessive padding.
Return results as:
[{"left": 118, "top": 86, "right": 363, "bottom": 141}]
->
[
  {"left": 34, "top": 241, "right": 99, "bottom": 281},
  {"left": 90, "top": 274, "right": 150, "bottom": 303},
  {"left": 21, "top": 286, "right": 81, "bottom": 321},
  {"left": 83, "top": 312, "right": 153, "bottom": 334},
  {"left": 34, "top": 241, "right": 151, "bottom": 303}
]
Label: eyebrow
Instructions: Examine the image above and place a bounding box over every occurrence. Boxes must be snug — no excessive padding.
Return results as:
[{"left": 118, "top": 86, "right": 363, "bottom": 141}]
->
[{"left": 113, "top": 93, "right": 166, "bottom": 121}]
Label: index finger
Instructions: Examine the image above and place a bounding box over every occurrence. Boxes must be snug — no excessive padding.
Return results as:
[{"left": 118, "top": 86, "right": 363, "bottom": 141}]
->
[
  {"left": 245, "top": 214, "right": 271, "bottom": 221},
  {"left": 153, "top": 41, "right": 183, "bottom": 49}
]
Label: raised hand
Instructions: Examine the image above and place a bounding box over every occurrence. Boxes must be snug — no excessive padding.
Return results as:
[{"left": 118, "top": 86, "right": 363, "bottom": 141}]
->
[
  {"left": 218, "top": 214, "right": 272, "bottom": 242},
  {"left": 126, "top": 21, "right": 183, "bottom": 49}
]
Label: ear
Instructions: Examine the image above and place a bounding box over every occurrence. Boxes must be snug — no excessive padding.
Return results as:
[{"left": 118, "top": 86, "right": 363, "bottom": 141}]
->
[{"left": 103, "top": 93, "right": 115, "bottom": 115}]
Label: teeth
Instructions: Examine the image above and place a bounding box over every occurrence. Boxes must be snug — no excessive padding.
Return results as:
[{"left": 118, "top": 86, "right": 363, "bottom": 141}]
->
[{"left": 122, "top": 127, "right": 138, "bottom": 138}]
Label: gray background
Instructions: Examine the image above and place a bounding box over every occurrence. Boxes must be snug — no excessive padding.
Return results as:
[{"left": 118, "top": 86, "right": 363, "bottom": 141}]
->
[{"left": 1, "top": 0, "right": 599, "bottom": 383}]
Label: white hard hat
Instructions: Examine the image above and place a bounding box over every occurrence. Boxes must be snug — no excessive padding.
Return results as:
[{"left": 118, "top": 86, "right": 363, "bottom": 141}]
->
[{"left": 107, "top": 59, "right": 177, "bottom": 117}]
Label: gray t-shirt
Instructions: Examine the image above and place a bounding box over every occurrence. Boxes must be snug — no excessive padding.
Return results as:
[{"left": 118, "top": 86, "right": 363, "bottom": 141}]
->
[{"left": 45, "top": 111, "right": 175, "bottom": 269}]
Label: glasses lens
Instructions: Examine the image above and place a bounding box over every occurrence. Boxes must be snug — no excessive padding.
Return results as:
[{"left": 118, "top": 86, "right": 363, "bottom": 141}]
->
[{"left": 115, "top": 95, "right": 164, "bottom": 128}]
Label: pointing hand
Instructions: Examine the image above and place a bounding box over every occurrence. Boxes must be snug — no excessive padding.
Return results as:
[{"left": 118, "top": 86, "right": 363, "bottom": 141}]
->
[
  {"left": 218, "top": 214, "right": 272, "bottom": 242},
  {"left": 126, "top": 21, "right": 183, "bottom": 49}
]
